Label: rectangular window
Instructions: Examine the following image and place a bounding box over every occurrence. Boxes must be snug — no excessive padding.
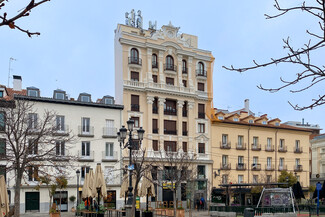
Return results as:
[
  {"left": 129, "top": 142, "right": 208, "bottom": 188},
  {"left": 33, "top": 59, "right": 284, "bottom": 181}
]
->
[
  {"left": 253, "top": 175, "right": 258, "bottom": 184},
  {"left": 238, "top": 175, "right": 243, "bottom": 184},
  {"left": 280, "top": 139, "right": 285, "bottom": 148},
  {"left": 267, "top": 175, "right": 272, "bottom": 183},
  {"left": 253, "top": 157, "right": 258, "bottom": 164},
  {"left": 198, "top": 143, "right": 205, "bottom": 154},
  {"left": 238, "top": 156, "right": 244, "bottom": 164},
  {"left": 81, "top": 166, "right": 90, "bottom": 179},
  {"left": 164, "top": 99, "right": 177, "bottom": 115},
  {"left": 131, "top": 95, "right": 140, "bottom": 111},
  {"left": 28, "top": 166, "right": 38, "bottom": 181},
  {"left": 198, "top": 82, "right": 205, "bottom": 91},
  {"left": 267, "top": 138, "right": 272, "bottom": 147},
  {"left": 197, "top": 165, "right": 205, "bottom": 178},
  {"left": 164, "top": 141, "right": 176, "bottom": 152},
  {"left": 105, "top": 119, "right": 115, "bottom": 136},
  {"left": 198, "top": 123, "right": 205, "bottom": 133},
  {"left": 166, "top": 77, "right": 174, "bottom": 85},
  {"left": 295, "top": 140, "right": 300, "bottom": 149},
  {"left": 28, "top": 113, "right": 38, "bottom": 129},
  {"left": 0, "top": 139, "right": 6, "bottom": 157},
  {"left": 152, "top": 119, "right": 158, "bottom": 134},
  {"left": 164, "top": 120, "right": 177, "bottom": 135},
  {"left": 82, "top": 141, "right": 90, "bottom": 156},
  {"left": 56, "top": 115, "right": 65, "bottom": 131},
  {"left": 105, "top": 143, "right": 114, "bottom": 157},
  {"left": 222, "top": 175, "right": 228, "bottom": 184},
  {"left": 131, "top": 71, "right": 139, "bottom": 81},
  {"left": 182, "top": 80, "right": 187, "bottom": 87},
  {"left": 56, "top": 141, "right": 65, "bottom": 156},
  {"left": 222, "top": 134, "right": 228, "bottom": 145},
  {"left": 130, "top": 117, "right": 140, "bottom": 128},
  {"left": 182, "top": 122, "right": 187, "bottom": 135},
  {"left": 28, "top": 139, "right": 38, "bottom": 155},
  {"left": 267, "top": 157, "right": 272, "bottom": 167},
  {"left": 238, "top": 135, "right": 243, "bottom": 147},
  {"left": 222, "top": 155, "right": 228, "bottom": 165},
  {"left": 81, "top": 95, "right": 90, "bottom": 102},
  {"left": 152, "top": 75, "right": 158, "bottom": 83},
  {"left": 153, "top": 140, "right": 158, "bottom": 151},
  {"left": 198, "top": 104, "right": 205, "bottom": 119},
  {"left": 55, "top": 92, "right": 65, "bottom": 100},
  {"left": 253, "top": 137, "right": 258, "bottom": 146},
  {"left": 295, "top": 158, "right": 300, "bottom": 166},
  {"left": 182, "top": 142, "right": 187, "bottom": 152},
  {"left": 104, "top": 166, "right": 114, "bottom": 184},
  {"left": 82, "top": 117, "right": 90, "bottom": 133},
  {"left": 0, "top": 91, "right": 3, "bottom": 98},
  {"left": 0, "top": 112, "right": 5, "bottom": 131}
]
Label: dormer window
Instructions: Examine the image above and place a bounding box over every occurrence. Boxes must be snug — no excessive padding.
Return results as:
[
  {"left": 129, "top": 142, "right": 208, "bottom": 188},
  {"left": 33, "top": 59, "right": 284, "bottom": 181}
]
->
[
  {"left": 27, "top": 87, "right": 40, "bottom": 97},
  {"left": 0, "top": 91, "right": 3, "bottom": 98},
  {"left": 275, "top": 122, "right": 280, "bottom": 126},
  {"left": 78, "top": 93, "right": 91, "bottom": 102},
  {"left": 249, "top": 120, "right": 254, "bottom": 124},
  {"left": 262, "top": 121, "right": 267, "bottom": 125},
  {"left": 105, "top": 98, "right": 113, "bottom": 104},
  {"left": 53, "top": 89, "right": 66, "bottom": 100},
  {"left": 234, "top": 118, "right": 239, "bottom": 122},
  {"left": 218, "top": 116, "right": 224, "bottom": 120}
]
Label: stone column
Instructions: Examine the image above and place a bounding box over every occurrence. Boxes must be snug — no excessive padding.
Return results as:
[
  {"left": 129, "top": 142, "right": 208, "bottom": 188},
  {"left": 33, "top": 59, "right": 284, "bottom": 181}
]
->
[
  {"left": 158, "top": 97, "right": 166, "bottom": 135},
  {"left": 188, "top": 57, "right": 194, "bottom": 89},
  {"left": 177, "top": 55, "right": 183, "bottom": 87},
  {"left": 147, "top": 48, "right": 153, "bottom": 83},
  {"left": 159, "top": 51, "right": 165, "bottom": 84},
  {"left": 187, "top": 101, "right": 195, "bottom": 151},
  {"left": 177, "top": 100, "right": 184, "bottom": 137},
  {"left": 147, "top": 95, "right": 154, "bottom": 141}
]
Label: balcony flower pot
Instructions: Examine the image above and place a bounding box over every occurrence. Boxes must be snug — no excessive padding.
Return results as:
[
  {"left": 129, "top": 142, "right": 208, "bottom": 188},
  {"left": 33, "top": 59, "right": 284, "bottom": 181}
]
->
[
  {"left": 166, "top": 208, "right": 174, "bottom": 217},
  {"left": 176, "top": 208, "right": 184, "bottom": 217}
]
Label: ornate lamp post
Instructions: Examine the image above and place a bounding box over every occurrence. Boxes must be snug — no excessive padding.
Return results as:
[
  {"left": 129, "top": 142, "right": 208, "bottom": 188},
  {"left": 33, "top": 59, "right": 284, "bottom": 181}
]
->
[
  {"left": 117, "top": 119, "right": 145, "bottom": 217},
  {"left": 76, "top": 169, "right": 80, "bottom": 216}
]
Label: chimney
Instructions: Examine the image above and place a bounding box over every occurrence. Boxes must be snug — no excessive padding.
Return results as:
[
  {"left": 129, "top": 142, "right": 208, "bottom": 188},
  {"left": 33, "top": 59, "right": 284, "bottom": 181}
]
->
[
  {"left": 13, "top": 75, "right": 22, "bottom": 91},
  {"left": 244, "top": 99, "right": 250, "bottom": 112}
]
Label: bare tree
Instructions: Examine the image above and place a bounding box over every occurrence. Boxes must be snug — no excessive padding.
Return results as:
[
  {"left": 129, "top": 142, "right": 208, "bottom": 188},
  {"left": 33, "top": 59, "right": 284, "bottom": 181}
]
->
[
  {"left": 224, "top": 0, "right": 325, "bottom": 110},
  {"left": 0, "top": 98, "right": 75, "bottom": 217},
  {"left": 153, "top": 147, "right": 198, "bottom": 217},
  {"left": 0, "top": 0, "right": 50, "bottom": 37}
]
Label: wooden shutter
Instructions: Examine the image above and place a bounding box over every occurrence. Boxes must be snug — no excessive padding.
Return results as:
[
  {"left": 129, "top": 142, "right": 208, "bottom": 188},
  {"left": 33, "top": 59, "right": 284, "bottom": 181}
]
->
[
  {"left": 198, "top": 83, "right": 205, "bottom": 91},
  {"left": 182, "top": 142, "right": 187, "bottom": 152},
  {"left": 153, "top": 119, "right": 158, "bottom": 129},
  {"left": 131, "top": 71, "right": 139, "bottom": 81},
  {"left": 131, "top": 95, "right": 139, "bottom": 104},
  {"left": 182, "top": 122, "right": 187, "bottom": 132},
  {"left": 166, "top": 77, "right": 174, "bottom": 85},
  {"left": 153, "top": 140, "right": 158, "bottom": 151},
  {"left": 152, "top": 75, "right": 157, "bottom": 83},
  {"left": 198, "top": 104, "right": 205, "bottom": 113}
]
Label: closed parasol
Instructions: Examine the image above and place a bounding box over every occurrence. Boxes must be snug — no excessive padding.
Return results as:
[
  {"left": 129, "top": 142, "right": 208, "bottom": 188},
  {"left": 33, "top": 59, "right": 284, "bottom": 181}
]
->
[
  {"left": 0, "top": 175, "right": 9, "bottom": 217},
  {"left": 92, "top": 163, "right": 107, "bottom": 198}
]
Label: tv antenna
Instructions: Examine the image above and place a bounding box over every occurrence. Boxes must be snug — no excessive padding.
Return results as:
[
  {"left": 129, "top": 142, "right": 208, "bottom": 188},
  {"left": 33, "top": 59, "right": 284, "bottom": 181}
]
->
[{"left": 8, "top": 57, "right": 17, "bottom": 87}]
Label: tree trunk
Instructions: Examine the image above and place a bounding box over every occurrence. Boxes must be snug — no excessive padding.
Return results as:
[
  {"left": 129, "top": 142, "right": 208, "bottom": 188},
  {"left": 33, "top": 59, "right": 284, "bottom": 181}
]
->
[
  {"left": 14, "top": 172, "right": 22, "bottom": 217},
  {"left": 131, "top": 182, "right": 139, "bottom": 217},
  {"left": 173, "top": 190, "right": 177, "bottom": 217}
]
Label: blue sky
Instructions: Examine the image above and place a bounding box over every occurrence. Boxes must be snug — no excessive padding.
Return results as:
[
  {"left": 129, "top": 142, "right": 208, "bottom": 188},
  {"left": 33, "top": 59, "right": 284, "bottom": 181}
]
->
[{"left": 0, "top": 0, "right": 323, "bottom": 131}]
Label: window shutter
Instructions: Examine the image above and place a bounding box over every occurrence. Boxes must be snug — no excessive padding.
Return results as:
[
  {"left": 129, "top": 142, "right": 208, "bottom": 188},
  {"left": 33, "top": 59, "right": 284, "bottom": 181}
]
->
[{"left": 153, "top": 140, "right": 158, "bottom": 151}]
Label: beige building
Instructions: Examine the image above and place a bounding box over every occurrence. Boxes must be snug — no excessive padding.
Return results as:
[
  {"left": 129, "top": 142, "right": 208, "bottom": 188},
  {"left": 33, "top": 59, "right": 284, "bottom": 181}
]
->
[
  {"left": 114, "top": 13, "right": 214, "bottom": 204},
  {"left": 211, "top": 100, "right": 311, "bottom": 205},
  {"left": 311, "top": 134, "right": 325, "bottom": 186}
]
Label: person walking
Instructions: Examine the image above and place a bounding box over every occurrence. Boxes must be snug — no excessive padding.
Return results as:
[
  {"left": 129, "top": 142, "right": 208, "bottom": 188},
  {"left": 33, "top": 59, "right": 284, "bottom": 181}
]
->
[
  {"left": 196, "top": 198, "right": 200, "bottom": 211},
  {"left": 200, "top": 196, "right": 205, "bottom": 210}
]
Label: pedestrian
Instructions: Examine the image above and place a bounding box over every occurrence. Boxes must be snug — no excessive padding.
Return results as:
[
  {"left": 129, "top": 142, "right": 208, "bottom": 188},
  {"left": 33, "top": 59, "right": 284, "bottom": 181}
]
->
[
  {"left": 94, "top": 198, "right": 99, "bottom": 212},
  {"left": 84, "top": 198, "right": 89, "bottom": 210},
  {"left": 196, "top": 198, "right": 200, "bottom": 211},
  {"left": 200, "top": 196, "right": 205, "bottom": 210}
]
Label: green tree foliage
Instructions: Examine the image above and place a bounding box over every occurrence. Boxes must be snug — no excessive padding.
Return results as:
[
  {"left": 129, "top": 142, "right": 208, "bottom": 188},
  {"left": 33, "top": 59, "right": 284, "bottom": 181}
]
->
[{"left": 277, "top": 171, "right": 297, "bottom": 187}]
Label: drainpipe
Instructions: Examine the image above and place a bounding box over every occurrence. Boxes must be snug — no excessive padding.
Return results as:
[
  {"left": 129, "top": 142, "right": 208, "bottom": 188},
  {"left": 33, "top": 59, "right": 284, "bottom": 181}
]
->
[
  {"left": 248, "top": 126, "right": 251, "bottom": 183},
  {"left": 275, "top": 129, "right": 278, "bottom": 180}
]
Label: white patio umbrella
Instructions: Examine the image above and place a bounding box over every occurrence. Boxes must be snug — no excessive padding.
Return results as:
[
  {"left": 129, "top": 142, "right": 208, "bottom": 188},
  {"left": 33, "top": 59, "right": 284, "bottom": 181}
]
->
[
  {"left": 92, "top": 163, "right": 107, "bottom": 199},
  {"left": 0, "top": 175, "right": 9, "bottom": 217},
  {"left": 81, "top": 172, "right": 90, "bottom": 199},
  {"left": 120, "top": 174, "right": 138, "bottom": 198},
  {"left": 139, "top": 171, "right": 155, "bottom": 197},
  {"left": 88, "top": 168, "right": 95, "bottom": 197}
]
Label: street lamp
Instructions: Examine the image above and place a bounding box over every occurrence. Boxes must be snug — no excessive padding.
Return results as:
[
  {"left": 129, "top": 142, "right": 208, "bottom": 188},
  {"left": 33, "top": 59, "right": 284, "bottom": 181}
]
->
[
  {"left": 76, "top": 169, "right": 80, "bottom": 216},
  {"left": 117, "top": 119, "right": 145, "bottom": 217},
  {"left": 96, "top": 187, "right": 101, "bottom": 212}
]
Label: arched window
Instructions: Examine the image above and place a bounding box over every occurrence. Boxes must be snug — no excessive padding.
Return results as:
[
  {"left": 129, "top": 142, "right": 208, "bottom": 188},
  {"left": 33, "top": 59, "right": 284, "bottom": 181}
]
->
[
  {"left": 182, "top": 60, "right": 187, "bottom": 74},
  {"left": 152, "top": 54, "right": 158, "bottom": 68},
  {"left": 130, "top": 48, "right": 139, "bottom": 64},
  {"left": 165, "top": 55, "right": 174, "bottom": 70},
  {"left": 198, "top": 62, "right": 205, "bottom": 75}
]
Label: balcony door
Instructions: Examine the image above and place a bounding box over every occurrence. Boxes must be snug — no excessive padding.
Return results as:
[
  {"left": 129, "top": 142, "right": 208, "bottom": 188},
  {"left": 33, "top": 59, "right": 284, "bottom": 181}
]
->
[
  {"left": 106, "top": 120, "right": 114, "bottom": 136},
  {"left": 82, "top": 118, "right": 90, "bottom": 134},
  {"left": 105, "top": 143, "right": 114, "bottom": 157}
]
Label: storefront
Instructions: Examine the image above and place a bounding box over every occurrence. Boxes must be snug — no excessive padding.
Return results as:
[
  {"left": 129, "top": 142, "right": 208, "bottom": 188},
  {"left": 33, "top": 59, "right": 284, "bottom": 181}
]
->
[{"left": 53, "top": 191, "right": 68, "bottom": 212}]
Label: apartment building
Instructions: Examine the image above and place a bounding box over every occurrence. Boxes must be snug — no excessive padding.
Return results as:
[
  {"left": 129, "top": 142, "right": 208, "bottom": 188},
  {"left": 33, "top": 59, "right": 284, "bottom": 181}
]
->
[
  {"left": 115, "top": 12, "right": 214, "bottom": 204},
  {"left": 310, "top": 134, "right": 325, "bottom": 186},
  {"left": 0, "top": 76, "right": 124, "bottom": 213},
  {"left": 211, "top": 100, "right": 311, "bottom": 205}
]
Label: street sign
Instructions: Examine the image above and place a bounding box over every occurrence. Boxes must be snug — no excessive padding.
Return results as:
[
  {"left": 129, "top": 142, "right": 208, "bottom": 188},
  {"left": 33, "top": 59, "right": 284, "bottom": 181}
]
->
[
  {"left": 317, "top": 182, "right": 322, "bottom": 191},
  {"left": 128, "top": 165, "right": 134, "bottom": 170}
]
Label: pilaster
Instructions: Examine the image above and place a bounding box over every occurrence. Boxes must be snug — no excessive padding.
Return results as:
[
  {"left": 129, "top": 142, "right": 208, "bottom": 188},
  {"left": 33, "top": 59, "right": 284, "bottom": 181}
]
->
[
  {"left": 147, "top": 96, "right": 154, "bottom": 142},
  {"left": 177, "top": 55, "right": 183, "bottom": 87},
  {"left": 158, "top": 97, "right": 166, "bottom": 135},
  {"left": 177, "top": 100, "right": 184, "bottom": 137},
  {"left": 147, "top": 48, "right": 153, "bottom": 83},
  {"left": 159, "top": 51, "right": 165, "bottom": 84},
  {"left": 188, "top": 57, "right": 194, "bottom": 88},
  {"left": 188, "top": 101, "right": 195, "bottom": 151}
]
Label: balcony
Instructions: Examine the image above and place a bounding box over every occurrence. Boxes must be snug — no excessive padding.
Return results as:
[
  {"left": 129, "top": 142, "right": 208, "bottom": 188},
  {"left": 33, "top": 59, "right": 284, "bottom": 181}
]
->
[
  {"left": 78, "top": 151, "right": 94, "bottom": 162},
  {"left": 164, "top": 130, "right": 177, "bottom": 135},
  {"left": 102, "top": 127, "right": 117, "bottom": 138},
  {"left": 152, "top": 62, "right": 158, "bottom": 69},
  {"left": 198, "top": 112, "right": 205, "bottom": 119},
  {"left": 197, "top": 174, "right": 206, "bottom": 180},
  {"left": 198, "top": 153, "right": 209, "bottom": 159},
  {"left": 278, "top": 165, "right": 287, "bottom": 171},
  {"left": 236, "top": 143, "right": 246, "bottom": 150},
  {"left": 265, "top": 164, "right": 275, "bottom": 171},
  {"left": 251, "top": 144, "right": 261, "bottom": 151},
  {"left": 278, "top": 146, "right": 287, "bottom": 152},
  {"left": 152, "top": 107, "right": 158, "bottom": 114},
  {"left": 78, "top": 126, "right": 94, "bottom": 137},
  {"left": 294, "top": 165, "right": 303, "bottom": 172},
  {"left": 164, "top": 108, "right": 177, "bottom": 116},
  {"left": 128, "top": 57, "right": 142, "bottom": 67},
  {"left": 182, "top": 67, "right": 188, "bottom": 74},
  {"left": 294, "top": 147, "right": 303, "bottom": 153},
  {"left": 182, "top": 131, "right": 188, "bottom": 136},
  {"left": 236, "top": 163, "right": 246, "bottom": 171},
  {"left": 164, "top": 64, "right": 177, "bottom": 74},
  {"left": 152, "top": 128, "right": 159, "bottom": 134},
  {"left": 131, "top": 104, "right": 140, "bottom": 112},
  {"left": 251, "top": 163, "right": 261, "bottom": 171},
  {"left": 102, "top": 151, "right": 118, "bottom": 162},
  {"left": 53, "top": 125, "right": 69, "bottom": 136},
  {"left": 220, "top": 142, "right": 231, "bottom": 149},
  {"left": 196, "top": 70, "right": 207, "bottom": 77},
  {"left": 265, "top": 145, "right": 274, "bottom": 152},
  {"left": 220, "top": 163, "right": 231, "bottom": 170}
]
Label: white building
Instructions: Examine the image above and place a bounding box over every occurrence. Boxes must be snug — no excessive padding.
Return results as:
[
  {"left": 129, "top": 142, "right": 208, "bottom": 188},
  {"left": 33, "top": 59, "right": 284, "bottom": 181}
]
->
[{"left": 0, "top": 76, "right": 124, "bottom": 213}]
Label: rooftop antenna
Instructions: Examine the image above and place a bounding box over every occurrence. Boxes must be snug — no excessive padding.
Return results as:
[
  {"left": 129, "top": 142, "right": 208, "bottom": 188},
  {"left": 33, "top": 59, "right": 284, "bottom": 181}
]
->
[{"left": 8, "top": 57, "right": 17, "bottom": 87}]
